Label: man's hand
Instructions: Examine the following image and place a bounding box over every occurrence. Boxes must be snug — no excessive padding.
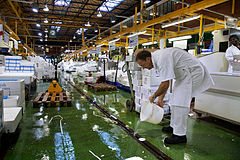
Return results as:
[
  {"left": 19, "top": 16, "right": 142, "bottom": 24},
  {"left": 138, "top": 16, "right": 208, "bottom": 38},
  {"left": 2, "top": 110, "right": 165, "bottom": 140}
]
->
[
  {"left": 149, "top": 95, "right": 155, "bottom": 103},
  {"left": 156, "top": 98, "right": 164, "bottom": 108}
]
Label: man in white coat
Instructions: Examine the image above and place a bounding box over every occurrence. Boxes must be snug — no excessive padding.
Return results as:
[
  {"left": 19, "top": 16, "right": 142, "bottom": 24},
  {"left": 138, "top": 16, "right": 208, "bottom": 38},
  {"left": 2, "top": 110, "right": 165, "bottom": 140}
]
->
[
  {"left": 226, "top": 35, "right": 240, "bottom": 72},
  {"left": 136, "top": 48, "right": 214, "bottom": 144}
]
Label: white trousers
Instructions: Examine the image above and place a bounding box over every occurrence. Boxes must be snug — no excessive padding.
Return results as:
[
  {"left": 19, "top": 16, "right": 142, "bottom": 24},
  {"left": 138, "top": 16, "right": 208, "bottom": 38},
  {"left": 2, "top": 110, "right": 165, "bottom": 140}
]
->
[{"left": 170, "top": 105, "right": 190, "bottom": 136}]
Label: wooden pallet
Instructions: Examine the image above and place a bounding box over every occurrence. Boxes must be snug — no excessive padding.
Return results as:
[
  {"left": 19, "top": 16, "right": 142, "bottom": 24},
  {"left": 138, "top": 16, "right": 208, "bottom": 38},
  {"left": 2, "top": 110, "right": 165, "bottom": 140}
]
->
[
  {"left": 87, "top": 83, "right": 117, "bottom": 92},
  {"left": 33, "top": 92, "right": 71, "bottom": 107}
]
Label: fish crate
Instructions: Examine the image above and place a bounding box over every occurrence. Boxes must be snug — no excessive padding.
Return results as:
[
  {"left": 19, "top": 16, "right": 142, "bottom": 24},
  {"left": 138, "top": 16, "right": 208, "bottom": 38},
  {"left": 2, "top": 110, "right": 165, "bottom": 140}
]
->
[
  {"left": 87, "top": 83, "right": 117, "bottom": 92},
  {"left": 33, "top": 92, "right": 71, "bottom": 107}
]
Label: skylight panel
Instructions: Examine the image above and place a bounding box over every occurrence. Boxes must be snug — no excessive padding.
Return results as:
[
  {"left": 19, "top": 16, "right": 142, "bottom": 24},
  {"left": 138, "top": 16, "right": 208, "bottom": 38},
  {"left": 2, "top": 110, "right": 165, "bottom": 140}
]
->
[
  {"left": 76, "top": 28, "right": 88, "bottom": 35},
  {"left": 51, "top": 22, "right": 62, "bottom": 32},
  {"left": 54, "top": 0, "right": 71, "bottom": 7},
  {"left": 99, "top": 0, "right": 124, "bottom": 12}
]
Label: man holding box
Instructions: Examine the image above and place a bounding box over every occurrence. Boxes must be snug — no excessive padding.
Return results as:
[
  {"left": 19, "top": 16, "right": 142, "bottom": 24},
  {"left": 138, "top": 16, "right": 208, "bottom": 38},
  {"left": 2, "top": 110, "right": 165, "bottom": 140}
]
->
[{"left": 136, "top": 48, "right": 213, "bottom": 144}]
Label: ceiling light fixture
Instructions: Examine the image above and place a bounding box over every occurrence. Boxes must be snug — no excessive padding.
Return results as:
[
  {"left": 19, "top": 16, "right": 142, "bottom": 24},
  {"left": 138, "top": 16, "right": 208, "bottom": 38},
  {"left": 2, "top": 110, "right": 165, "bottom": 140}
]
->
[
  {"left": 97, "top": 11, "right": 102, "bottom": 17},
  {"left": 168, "top": 35, "right": 192, "bottom": 42},
  {"left": 109, "top": 38, "right": 120, "bottom": 43},
  {"left": 94, "top": 26, "right": 98, "bottom": 33},
  {"left": 144, "top": 0, "right": 151, "bottom": 4},
  {"left": 162, "top": 15, "right": 200, "bottom": 28},
  {"left": 40, "top": 39, "right": 43, "bottom": 42},
  {"left": 36, "top": 21, "right": 41, "bottom": 27},
  {"left": 70, "top": 39, "right": 72, "bottom": 42},
  {"left": 32, "top": 3, "right": 39, "bottom": 13},
  {"left": 110, "top": 16, "right": 116, "bottom": 23},
  {"left": 43, "top": 4, "right": 49, "bottom": 12},
  {"left": 38, "top": 33, "right": 42, "bottom": 36},
  {"left": 73, "top": 36, "right": 76, "bottom": 39},
  {"left": 45, "top": 35, "right": 48, "bottom": 38},
  {"left": 127, "top": 30, "right": 147, "bottom": 38},
  {"left": 142, "top": 41, "right": 157, "bottom": 46},
  {"left": 44, "top": 19, "right": 49, "bottom": 23},
  {"left": 85, "top": 21, "right": 91, "bottom": 27},
  {"left": 45, "top": 39, "right": 48, "bottom": 41}
]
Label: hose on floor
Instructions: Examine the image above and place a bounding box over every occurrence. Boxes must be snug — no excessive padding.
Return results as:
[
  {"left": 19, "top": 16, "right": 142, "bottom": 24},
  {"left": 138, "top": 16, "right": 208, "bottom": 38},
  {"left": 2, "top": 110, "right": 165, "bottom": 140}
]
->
[{"left": 48, "top": 115, "right": 64, "bottom": 134}]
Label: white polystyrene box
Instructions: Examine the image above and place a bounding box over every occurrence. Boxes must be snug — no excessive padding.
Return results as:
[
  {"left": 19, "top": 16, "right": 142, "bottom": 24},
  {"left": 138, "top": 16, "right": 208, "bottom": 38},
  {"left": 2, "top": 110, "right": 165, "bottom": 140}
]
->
[
  {"left": 3, "top": 107, "right": 22, "bottom": 133},
  {"left": 142, "top": 68, "right": 160, "bottom": 77},
  {"left": 0, "top": 79, "right": 25, "bottom": 108},
  {"left": 135, "top": 104, "right": 141, "bottom": 113},
  {"left": 3, "top": 96, "right": 19, "bottom": 108},
  {"left": 126, "top": 55, "right": 136, "bottom": 62},
  {"left": 129, "top": 62, "right": 141, "bottom": 71},
  {"left": 142, "top": 76, "right": 161, "bottom": 87},
  {"left": 133, "top": 71, "right": 142, "bottom": 80}
]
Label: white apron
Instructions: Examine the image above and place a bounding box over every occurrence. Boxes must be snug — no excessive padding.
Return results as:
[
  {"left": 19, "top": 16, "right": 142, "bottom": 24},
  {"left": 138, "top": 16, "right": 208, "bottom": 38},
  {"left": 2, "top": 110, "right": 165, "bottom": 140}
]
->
[{"left": 170, "top": 62, "right": 214, "bottom": 107}]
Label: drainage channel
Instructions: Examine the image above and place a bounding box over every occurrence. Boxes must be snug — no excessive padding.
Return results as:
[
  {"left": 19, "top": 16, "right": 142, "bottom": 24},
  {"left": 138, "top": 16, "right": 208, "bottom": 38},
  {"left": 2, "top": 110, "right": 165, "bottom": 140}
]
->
[{"left": 67, "top": 80, "right": 172, "bottom": 160}]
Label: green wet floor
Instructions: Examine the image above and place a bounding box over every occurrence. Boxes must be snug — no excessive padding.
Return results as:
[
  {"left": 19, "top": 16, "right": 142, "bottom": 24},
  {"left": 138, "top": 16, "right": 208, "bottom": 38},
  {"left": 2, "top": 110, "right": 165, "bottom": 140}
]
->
[{"left": 3, "top": 72, "right": 240, "bottom": 160}]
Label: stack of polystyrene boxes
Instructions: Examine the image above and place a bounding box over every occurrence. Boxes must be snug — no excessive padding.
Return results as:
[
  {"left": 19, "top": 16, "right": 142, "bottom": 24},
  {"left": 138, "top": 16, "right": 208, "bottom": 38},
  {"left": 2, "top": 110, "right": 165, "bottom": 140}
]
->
[
  {"left": 0, "top": 89, "right": 3, "bottom": 133},
  {"left": 4, "top": 56, "right": 22, "bottom": 72},
  {"left": 133, "top": 68, "right": 170, "bottom": 114},
  {"left": 0, "top": 79, "right": 25, "bottom": 112}
]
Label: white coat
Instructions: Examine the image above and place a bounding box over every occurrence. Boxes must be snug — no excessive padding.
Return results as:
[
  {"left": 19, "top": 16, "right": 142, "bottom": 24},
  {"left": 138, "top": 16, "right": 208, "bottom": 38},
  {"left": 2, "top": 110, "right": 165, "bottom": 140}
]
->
[
  {"left": 226, "top": 45, "right": 240, "bottom": 72},
  {"left": 152, "top": 47, "right": 214, "bottom": 107}
]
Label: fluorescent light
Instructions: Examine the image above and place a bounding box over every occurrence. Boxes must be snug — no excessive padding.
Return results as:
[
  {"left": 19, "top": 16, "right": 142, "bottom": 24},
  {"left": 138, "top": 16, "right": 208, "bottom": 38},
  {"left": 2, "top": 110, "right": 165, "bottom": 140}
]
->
[
  {"left": 44, "top": 30, "right": 48, "bottom": 33},
  {"left": 36, "top": 23, "right": 40, "bottom": 27},
  {"left": 97, "top": 11, "right": 102, "bottom": 17},
  {"left": 127, "top": 30, "right": 147, "bottom": 38},
  {"left": 45, "top": 35, "right": 48, "bottom": 38},
  {"left": 70, "top": 39, "right": 72, "bottom": 42},
  {"left": 43, "top": 5, "right": 49, "bottom": 12},
  {"left": 109, "top": 38, "right": 120, "bottom": 43},
  {"left": 40, "top": 39, "right": 43, "bottom": 42},
  {"left": 162, "top": 15, "right": 200, "bottom": 28},
  {"left": 73, "top": 36, "right": 76, "bottom": 39},
  {"left": 97, "top": 44, "right": 104, "bottom": 47},
  {"left": 168, "top": 35, "right": 192, "bottom": 42},
  {"left": 38, "top": 33, "right": 42, "bottom": 36},
  {"left": 142, "top": 41, "right": 157, "bottom": 46},
  {"left": 45, "top": 39, "right": 48, "bottom": 41}
]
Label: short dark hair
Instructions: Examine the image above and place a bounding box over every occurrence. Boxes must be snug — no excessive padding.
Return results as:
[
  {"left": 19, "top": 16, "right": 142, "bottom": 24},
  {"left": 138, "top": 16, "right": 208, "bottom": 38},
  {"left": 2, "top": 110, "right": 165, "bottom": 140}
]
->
[
  {"left": 136, "top": 50, "right": 151, "bottom": 61},
  {"left": 229, "top": 35, "right": 239, "bottom": 41}
]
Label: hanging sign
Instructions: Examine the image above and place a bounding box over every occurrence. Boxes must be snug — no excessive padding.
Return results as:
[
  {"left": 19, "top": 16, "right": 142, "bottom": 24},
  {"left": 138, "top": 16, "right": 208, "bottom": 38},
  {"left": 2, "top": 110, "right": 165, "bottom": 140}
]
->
[
  {"left": 129, "top": 35, "right": 138, "bottom": 47},
  {"left": 3, "top": 31, "right": 9, "bottom": 45},
  {"left": 14, "top": 39, "right": 18, "bottom": 49},
  {"left": 109, "top": 42, "right": 115, "bottom": 51},
  {"left": 90, "top": 49, "right": 96, "bottom": 54},
  {"left": 97, "top": 46, "right": 101, "bottom": 54}
]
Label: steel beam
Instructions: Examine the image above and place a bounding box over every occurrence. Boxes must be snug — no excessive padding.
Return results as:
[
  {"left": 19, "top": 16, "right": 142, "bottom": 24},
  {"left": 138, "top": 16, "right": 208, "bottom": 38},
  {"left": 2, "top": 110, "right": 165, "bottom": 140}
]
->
[
  {"left": 7, "top": 0, "right": 31, "bottom": 36},
  {"left": 96, "top": 0, "right": 229, "bottom": 44}
]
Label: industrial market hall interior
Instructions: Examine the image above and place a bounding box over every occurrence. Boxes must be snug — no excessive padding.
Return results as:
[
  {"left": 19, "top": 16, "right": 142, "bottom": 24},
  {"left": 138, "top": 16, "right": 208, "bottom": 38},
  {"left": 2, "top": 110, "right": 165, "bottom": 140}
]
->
[{"left": 0, "top": 0, "right": 240, "bottom": 160}]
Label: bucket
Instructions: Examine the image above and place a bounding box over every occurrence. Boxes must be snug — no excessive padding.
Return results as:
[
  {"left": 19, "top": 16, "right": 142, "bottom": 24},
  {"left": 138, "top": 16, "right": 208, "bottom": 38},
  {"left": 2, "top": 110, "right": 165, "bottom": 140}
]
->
[{"left": 140, "top": 101, "right": 164, "bottom": 124}]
